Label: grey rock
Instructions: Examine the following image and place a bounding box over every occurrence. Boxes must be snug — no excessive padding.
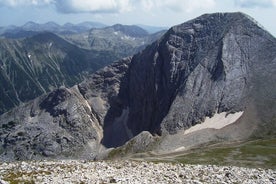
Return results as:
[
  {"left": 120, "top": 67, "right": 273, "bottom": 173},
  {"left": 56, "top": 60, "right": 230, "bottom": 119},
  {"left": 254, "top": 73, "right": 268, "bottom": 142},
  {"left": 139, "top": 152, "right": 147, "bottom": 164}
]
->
[
  {"left": 0, "top": 160, "right": 274, "bottom": 183},
  {"left": 0, "top": 86, "right": 101, "bottom": 160}
]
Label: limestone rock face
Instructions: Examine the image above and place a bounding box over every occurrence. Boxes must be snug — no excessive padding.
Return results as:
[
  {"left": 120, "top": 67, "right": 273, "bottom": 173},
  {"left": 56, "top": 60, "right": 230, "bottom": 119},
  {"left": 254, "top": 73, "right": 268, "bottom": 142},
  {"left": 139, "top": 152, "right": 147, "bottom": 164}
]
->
[
  {"left": 102, "top": 12, "right": 276, "bottom": 147},
  {"left": 0, "top": 12, "right": 276, "bottom": 160}
]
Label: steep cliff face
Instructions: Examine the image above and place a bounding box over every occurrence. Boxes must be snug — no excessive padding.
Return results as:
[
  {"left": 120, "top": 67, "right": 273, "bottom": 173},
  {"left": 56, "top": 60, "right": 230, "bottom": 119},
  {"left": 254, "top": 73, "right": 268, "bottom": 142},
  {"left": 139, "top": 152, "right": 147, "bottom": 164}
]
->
[{"left": 0, "top": 12, "right": 275, "bottom": 160}]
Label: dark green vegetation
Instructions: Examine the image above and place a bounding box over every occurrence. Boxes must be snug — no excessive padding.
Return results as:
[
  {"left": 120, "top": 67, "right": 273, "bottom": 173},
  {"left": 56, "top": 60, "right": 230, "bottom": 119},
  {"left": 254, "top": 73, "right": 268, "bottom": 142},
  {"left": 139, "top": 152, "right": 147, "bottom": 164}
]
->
[
  {"left": 2, "top": 170, "right": 51, "bottom": 184},
  {"left": 0, "top": 32, "right": 119, "bottom": 114},
  {"left": 176, "top": 139, "right": 276, "bottom": 169}
]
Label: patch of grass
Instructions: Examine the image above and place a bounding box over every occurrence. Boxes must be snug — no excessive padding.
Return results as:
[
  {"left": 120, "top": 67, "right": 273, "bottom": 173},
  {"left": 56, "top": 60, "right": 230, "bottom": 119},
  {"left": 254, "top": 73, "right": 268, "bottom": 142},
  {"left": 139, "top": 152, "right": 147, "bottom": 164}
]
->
[
  {"left": 107, "top": 139, "right": 136, "bottom": 159},
  {"left": 174, "top": 139, "right": 276, "bottom": 169},
  {"left": 176, "top": 147, "right": 235, "bottom": 166},
  {"left": 107, "top": 148, "right": 124, "bottom": 159},
  {"left": 2, "top": 170, "right": 51, "bottom": 184}
]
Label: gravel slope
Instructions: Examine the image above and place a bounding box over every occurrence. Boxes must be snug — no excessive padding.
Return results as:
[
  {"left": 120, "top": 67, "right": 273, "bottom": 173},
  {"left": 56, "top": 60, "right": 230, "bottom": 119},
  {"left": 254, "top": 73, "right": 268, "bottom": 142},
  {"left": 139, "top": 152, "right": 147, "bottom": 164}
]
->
[{"left": 0, "top": 160, "right": 275, "bottom": 184}]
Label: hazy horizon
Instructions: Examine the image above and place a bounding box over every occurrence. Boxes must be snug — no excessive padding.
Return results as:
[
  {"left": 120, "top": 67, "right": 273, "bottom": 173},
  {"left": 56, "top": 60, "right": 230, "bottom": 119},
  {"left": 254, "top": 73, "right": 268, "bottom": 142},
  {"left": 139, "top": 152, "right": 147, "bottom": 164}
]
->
[{"left": 0, "top": 0, "right": 276, "bottom": 36}]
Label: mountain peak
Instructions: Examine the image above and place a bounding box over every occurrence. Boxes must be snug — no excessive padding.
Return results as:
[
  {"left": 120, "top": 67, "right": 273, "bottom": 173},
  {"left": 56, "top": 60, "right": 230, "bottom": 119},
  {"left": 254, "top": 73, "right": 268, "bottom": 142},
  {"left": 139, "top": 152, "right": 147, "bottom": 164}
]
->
[
  {"left": 43, "top": 21, "right": 60, "bottom": 27},
  {"left": 22, "top": 21, "right": 39, "bottom": 29},
  {"left": 110, "top": 24, "right": 149, "bottom": 37},
  {"left": 172, "top": 12, "right": 263, "bottom": 33},
  {"left": 194, "top": 12, "right": 250, "bottom": 21}
]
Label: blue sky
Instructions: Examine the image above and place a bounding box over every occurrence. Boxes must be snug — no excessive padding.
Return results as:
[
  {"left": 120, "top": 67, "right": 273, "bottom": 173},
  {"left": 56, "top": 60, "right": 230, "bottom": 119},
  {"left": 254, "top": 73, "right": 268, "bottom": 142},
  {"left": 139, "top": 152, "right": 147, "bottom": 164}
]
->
[{"left": 0, "top": 0, "right": 276, "bottom": 36}]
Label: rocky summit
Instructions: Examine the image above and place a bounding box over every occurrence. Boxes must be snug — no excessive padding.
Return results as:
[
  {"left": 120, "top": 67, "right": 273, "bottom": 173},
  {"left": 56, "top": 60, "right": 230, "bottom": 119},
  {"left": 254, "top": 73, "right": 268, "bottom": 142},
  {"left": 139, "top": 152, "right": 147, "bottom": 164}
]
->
[{"left": 0, "top": 12, "right": 276, "bottom": 161}]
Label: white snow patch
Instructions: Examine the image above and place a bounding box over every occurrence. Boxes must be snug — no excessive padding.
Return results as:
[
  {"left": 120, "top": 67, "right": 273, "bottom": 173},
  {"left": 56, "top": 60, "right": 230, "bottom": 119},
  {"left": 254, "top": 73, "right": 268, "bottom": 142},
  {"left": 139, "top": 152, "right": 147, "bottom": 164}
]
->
[
  {"left": 114, "top": 31, "right": 118, "bottom": 35},
  {"left": 174, "top": 146, "right": 186, "bottom": 152},
  {"left": 184, "top": 111, "right": 244, "bottom": 135},
  {"left": 120, "top": 35, "right": 135, "bottom": 40},
  {"left": 83, "top": 99, "right": 92, "bottom": 112},
  {"left": 48, "top": 42, "right": 53, "bottom": 49},
  {"left": 28, "top": 54, "right": 31, "bottom": 59}
]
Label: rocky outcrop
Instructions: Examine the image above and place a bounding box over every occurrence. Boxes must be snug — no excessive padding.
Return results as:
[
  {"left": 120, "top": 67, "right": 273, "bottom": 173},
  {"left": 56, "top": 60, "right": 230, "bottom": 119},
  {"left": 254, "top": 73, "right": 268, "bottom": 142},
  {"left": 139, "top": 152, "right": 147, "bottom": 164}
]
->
[
  {"left": 0, "top": 87, "right": 100, "bottom": 160},
  {"left": 0, "top": 12, "right": 275, "bottom": 160}
]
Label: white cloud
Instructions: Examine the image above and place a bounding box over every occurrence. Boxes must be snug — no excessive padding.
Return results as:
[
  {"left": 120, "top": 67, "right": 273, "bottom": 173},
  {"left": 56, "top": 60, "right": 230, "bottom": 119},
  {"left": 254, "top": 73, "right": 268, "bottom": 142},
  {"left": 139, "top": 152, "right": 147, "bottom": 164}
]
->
[
  {"left": 235, "top": 0, "right": 276, "bottom": 8},
  {"left": 0, "top": 0, "right": 132, "bottom": 13},
  {"left": 0, "top": 0, "right": 216, "bottom": 13},
  {"left": 140, "top": 0, "right": 154, "bottom": 12},
  {"left": 54, "top": 0, "right": 132, "bottom": 13},
  {"left": 138, "top": 0, "right": 215, "bottom": 13}
]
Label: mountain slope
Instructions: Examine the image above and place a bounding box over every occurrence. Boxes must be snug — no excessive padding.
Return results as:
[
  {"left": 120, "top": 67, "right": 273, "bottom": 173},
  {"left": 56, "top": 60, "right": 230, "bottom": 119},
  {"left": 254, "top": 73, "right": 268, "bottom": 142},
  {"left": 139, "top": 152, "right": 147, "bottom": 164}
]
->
[
  {"left": 0, "top": 12, "right": 275, "bottom": 160},
  {"left": 0, "top": 32, "right": 119, "bottom": 114},
  {"left": 0, "top": 58, "right": 131, "bottom": 160}
]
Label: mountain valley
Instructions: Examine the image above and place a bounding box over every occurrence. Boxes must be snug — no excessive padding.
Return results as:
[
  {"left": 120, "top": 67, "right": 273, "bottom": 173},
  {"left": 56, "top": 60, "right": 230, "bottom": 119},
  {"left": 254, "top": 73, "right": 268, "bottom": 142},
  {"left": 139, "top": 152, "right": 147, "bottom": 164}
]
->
[{"left": 0, "top": 12, "right": 275, "bottom": 172}]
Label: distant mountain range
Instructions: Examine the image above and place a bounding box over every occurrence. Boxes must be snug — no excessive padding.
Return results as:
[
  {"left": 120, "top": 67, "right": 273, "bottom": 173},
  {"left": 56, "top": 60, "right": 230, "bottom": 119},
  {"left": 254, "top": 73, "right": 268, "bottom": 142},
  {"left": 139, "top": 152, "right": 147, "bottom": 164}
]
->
[
  {"left": 0, "top": 21, "right": 167, "bottom": 38},
  {"left": 0, "top": 22, "right": 166, "bottom": 115},
  {"left": 0, "top": 21, "right": 106, "bottom": 37},
  {"left": 0, "top": 21, "right": 167, "bottom": 57}
]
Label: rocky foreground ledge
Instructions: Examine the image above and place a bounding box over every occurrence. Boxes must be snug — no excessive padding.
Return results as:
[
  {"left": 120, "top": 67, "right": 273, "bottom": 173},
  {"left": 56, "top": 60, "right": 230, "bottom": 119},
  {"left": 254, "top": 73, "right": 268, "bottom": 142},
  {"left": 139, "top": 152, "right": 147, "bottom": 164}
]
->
[{"left": 0, "top": 160, "right": 275, "bottom": 184}]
